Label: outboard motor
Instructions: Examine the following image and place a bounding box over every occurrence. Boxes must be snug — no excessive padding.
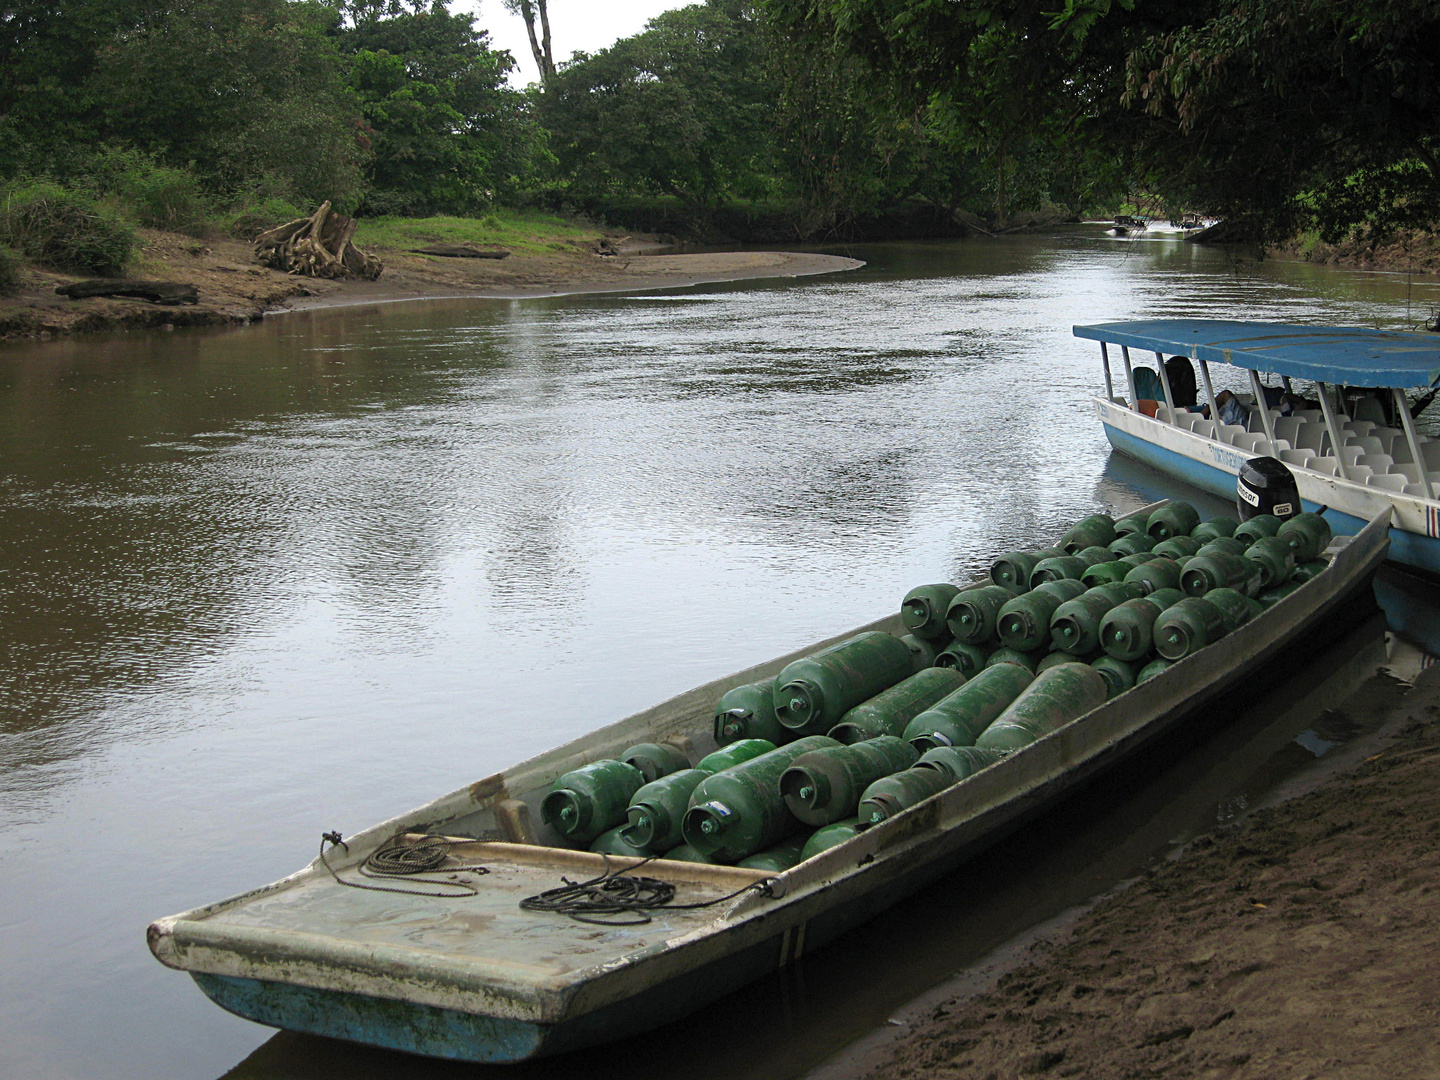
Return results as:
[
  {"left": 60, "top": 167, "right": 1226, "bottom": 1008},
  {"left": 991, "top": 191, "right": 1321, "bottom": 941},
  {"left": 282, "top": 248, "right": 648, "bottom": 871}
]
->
[{"left": 1237, "top": 456, "right": 1300, "bottom": 522}]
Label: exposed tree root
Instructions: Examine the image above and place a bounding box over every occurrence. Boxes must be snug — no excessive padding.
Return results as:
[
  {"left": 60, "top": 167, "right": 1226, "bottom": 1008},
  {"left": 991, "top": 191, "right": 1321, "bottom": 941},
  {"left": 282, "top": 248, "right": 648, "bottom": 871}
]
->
[{"left": 254, "top": 201, "right": 383, "bottom": 280}]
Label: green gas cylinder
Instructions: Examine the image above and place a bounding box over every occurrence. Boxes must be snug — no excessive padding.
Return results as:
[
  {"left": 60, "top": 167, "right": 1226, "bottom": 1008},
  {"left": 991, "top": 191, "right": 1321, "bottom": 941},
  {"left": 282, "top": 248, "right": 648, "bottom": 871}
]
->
[
  {"left": 996, "top": 578, "right": 1087, "bottom": 651},
  {"left": 621, "top": 768, "right": 711, "bottom": 851},
  {"left": 1098, "top": 587, "right": 1184, "bottom": 661},
  {"left": 1234, "top": 513, "right": 1283, "bottom": 545},
  {"left": 914, "top": 744, "right": 1006, "bottom": 781},
  {"left": 1076, "top": 546, "right": 1121, "bottom": 567},
  {"left": 1147, "top": 502, "right": 1200, "bottom": 539},
  {"left": 985, "top": 646, "right": 1046, "bottom": 672},
  {"left": 589, "top": 826, "right": 655, "bottom": 858},
  {"left": 935, "top": 639, "right": 989, "bottom": 676},
  {"left": 799, "top": 819, "right": 861, "bottom": 860},
  {"left": 1245, "top": 535, "right": 1296, "bottom": 589},
  {"left": 1196, "top": 536, "right": 1248, "bottom": 558},
  {"left": 1191, "top": 516, "right": 1240, "bottom": 543},
  {"left": 902, "top": 662, "right": 1033, "bottom": 751},
  {"left": 1204, "top": 587, "right": 1264, "bottom": 633},
  {"left": 1179, "top": 550, "right": 1263, "bottom": 597},
  {"left": 1080, "top": 554, "right": 1143, "bottom": 588},
  {"left": 714, "top": 679, "right": 788, "bottom": 746},
  {"left": 781, "top": 736, "right": 919, "bottom": 826},
  {"left": 1291, "top": 559, "right": 1328, "bottom": 582},
  {"left": 773, "top": 631, "right": 915, "bottom": 735},
  {"left": 683, "top": 735, "right": 841, "bottom": 862},
  {"left": 1050, "top": 584, "right": 1143, "bottom": 656},
  {"left": 829, "top": 667, "right": 968, "bottom": 743},
  {"left": 946, "top": 583, "right": 1020, "bottom": 643},
  {"left": 1113, "top": 511, "right": 1151, "bottom": 536},
  {"left": 663, "top": 843, "right": 716, "bottom": 864},
  {"left": 1153, "top": 597, "right": 1227, "bottom": 660},
  {"left": 1036, "top": 648, "right": 1089, "bottom": 673},
  {"left": 1108, "top": 532, "right": 1159, "bottom": 557},
  {"left": 1124, "top": 556, "right": 1183, "bottom": 594},
  {"left": 1136, "top": 657, "right": 1174, "bottom": 684},
  {"left": 1152, "top": 535, "right": 1203, "bottom": 560},
  {"left": 1091, "top": 655, "right": 1137, "bottom": 699},
  {"left": 1029, "top": 554, "right": 1090, "bottom": 587},
  {"left": 1258, "top": 580, "right": 1305, "bottom": 607},
  {"left": 990, "top": 547, "right": 1063, "bottom": 590},
  {"left": 899, "top": 633, "right": 942, "bottom": 673},
  {"left": 621, "top": 742, "right": 691, "bottom": 784},
  {"left": 1059, "top": 513, "right": 1117, "bottom": 553},
  {"left": 737, "top": 835, "right": 809, "bottom": 872},
  {"left": 696, "top": 738, "right": 776, "bottom": 774},
  {"left": 541, "top": 760, "right": 646, "bottom": 844},
  {"left": 974, "top": 663, "right": 1109, "bottom": 752},
  {"left": 1277, "top": 512, "right": 1332, "bottom": 562},
  {"left": 901, "top": 583, "right": 961, "bottom": 640},
  {"left": 856, "top": 767, "right": 952, "bottom": 826}
]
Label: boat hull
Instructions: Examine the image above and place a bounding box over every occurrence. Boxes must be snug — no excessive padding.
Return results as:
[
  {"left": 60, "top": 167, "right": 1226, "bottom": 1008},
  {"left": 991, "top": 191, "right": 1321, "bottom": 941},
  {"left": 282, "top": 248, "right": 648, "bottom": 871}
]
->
[{"left": 1097, "top": 397, "right": 1440, "bottom": 578}]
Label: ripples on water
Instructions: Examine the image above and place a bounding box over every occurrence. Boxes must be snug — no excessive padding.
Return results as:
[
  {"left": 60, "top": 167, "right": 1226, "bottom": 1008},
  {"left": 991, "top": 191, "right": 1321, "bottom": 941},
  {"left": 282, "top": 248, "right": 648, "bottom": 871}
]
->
[{"left": 0, "top": 231, "right": 1436, "bottom": 1079}]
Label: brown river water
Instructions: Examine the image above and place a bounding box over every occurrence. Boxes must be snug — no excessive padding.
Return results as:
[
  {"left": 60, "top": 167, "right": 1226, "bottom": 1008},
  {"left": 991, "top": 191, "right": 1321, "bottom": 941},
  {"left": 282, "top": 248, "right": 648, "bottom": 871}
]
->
[{"left": 2, "top": 228, "right": 1439, "bottom": 1079}]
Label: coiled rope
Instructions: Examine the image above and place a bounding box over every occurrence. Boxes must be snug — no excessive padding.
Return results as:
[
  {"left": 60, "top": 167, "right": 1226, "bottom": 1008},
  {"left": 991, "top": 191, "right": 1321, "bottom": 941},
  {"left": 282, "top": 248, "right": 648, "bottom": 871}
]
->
[
  {"left": 319, "top": 831, "right": 490, "bottom": 898},
  {"left": 519, "top": 854, "right": 778, "bottom": 926}
]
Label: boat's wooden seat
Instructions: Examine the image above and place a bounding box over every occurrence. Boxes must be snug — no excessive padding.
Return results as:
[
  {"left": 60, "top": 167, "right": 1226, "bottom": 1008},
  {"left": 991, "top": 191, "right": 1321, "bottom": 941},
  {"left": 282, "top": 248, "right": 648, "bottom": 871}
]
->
[
  {"left": 1273, "top": 416, "right": 1305, "bottom": 443},
  {"left": 1352, "top": 397, "right": 1389, "bottom": 425},
  {"left": 1367, "top": 473, "right": 1409, "bottom": 493}
]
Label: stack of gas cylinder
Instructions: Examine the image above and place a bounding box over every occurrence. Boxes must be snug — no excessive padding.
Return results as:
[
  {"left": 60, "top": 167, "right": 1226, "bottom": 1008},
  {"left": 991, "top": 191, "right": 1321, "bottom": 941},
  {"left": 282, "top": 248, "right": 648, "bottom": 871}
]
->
[{"left": 538, "top": 502, "right": 1332, "bottom": 870}]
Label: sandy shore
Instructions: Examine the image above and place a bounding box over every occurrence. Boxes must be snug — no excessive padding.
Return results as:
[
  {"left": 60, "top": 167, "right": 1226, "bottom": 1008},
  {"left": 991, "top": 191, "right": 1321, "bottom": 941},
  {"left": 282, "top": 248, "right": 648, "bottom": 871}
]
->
[
  {"left": 0, "top": 230, "right": 863, "bottom": 339},
  {"left": 821, "top": 662, "right": 1440, "bottom": 1080}
]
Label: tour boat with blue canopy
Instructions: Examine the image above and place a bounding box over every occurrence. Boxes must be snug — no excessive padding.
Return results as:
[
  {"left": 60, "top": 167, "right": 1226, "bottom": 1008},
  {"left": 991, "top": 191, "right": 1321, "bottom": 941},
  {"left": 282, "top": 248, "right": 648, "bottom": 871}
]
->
[{"left": 1074, "top": 319, "right": 1440, "bottom": 577}]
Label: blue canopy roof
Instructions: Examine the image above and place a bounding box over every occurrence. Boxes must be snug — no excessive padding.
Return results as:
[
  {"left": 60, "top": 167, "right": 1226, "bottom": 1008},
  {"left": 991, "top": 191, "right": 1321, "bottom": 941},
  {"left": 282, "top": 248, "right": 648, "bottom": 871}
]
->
[{"left": 1073, "top": 319, "right": 1440, "bottom": 389}]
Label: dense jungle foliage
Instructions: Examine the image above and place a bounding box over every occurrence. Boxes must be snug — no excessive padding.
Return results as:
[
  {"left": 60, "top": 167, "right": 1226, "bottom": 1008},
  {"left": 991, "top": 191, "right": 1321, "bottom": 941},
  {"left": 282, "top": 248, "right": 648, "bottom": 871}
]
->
[{"left": 1, "top": 0, "right": 1436, "bottom": 250}]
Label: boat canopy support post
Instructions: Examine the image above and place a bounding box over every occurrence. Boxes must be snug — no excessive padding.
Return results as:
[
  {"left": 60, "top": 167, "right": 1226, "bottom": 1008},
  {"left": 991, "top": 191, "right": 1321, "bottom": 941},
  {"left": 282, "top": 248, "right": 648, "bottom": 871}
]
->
[
  {"left": 1155, "top": 351, "right": 1176, "bottom": 419},
  {"left": 1316, "top": 381, "right": 1354, "bottom": 481},
  {"left": 1394, "top": 386, "right": 1433, "bottom": 497},
  {"left": 1121, "top": 346, "right": 1138, "bottom": 413},
  {"left": 1101, "top": 343, "right": 1115, "bottom": 401},
  {"left": 1198, "top": 359, "right": 1220, "bottom": 428},
  {"left": 1248, "top": 369, "right": 1278, "bottom": 444}
]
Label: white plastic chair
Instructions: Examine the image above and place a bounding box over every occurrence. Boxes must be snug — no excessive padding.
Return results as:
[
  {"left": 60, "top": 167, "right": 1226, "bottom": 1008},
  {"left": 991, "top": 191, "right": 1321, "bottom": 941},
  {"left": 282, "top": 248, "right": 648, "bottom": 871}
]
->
[
  {"left": 1338, "top": 446, "right": 1366, "bottom": 466},
  {"left": 1352, "top": 397, "right": 1388, "bottom": 425},
  {"left": 1279, "top": 448, "right": 1315, "bottom": 469},
  {"left": 1273, "top": 417, "right": 1304, "bottom": 444},
  {"left": 1367, "top": 473, "right": 1409, "bottom": 493},
  {"left": 1357, "top": 454, "right": 1394, "bottom": 473},
  {"left": 1191, "top": 419, "right": 1217, "bottom": 439},
  {"left": 1233, "top": 432, "right": 1268, "bottom": 453},
  {"left": 1218, "top": 424, "right": 1248, "bottom": 445},
  {"left": 1309, "top": 456, "right": 1340, "bottom": 476}
]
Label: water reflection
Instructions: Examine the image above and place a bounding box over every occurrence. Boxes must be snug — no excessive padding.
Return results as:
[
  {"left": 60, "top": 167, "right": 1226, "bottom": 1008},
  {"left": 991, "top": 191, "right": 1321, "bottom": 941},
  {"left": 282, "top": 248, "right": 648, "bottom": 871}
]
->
[{"left": 2, "top": 229, "right": 1439, "bottom": 1080}]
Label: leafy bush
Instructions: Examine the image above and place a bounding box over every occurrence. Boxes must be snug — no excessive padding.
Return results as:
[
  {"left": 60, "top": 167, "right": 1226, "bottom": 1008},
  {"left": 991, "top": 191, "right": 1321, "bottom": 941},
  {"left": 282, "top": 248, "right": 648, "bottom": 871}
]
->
[
  {"left": 109, "top": 154, "right": 212, "bottom": 235},
  {"left": 0, "top": 180, "right": 135, "bottom": 276},
  {"left": 0, "top": 245, "right": 23, "bottom": 295},
  {"left": 218, "top": 195, "right": 307, "bottom": 239}
]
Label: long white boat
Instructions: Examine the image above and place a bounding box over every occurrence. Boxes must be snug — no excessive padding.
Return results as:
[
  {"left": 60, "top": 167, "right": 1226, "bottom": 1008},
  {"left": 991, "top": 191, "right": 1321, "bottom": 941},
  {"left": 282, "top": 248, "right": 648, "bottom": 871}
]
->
[
  {"left": 147, "top": 502, "right": 1390, "bottom": 1064},
  {"left": 1074, "top": 320, "right": 1440, "bottom": 576}
]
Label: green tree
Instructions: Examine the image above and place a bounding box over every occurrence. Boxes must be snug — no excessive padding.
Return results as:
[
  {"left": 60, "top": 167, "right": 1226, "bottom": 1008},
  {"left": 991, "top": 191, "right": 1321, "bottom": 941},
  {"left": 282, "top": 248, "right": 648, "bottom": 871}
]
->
[
  {"left": 93, "top": 0, "right": 369, "bottom": 206},
  {"left": 542, "top": 0, "right": 777, "bottom": 219},
  {"left": 337, "top": 0, "right": 546, "bottom": 213}
]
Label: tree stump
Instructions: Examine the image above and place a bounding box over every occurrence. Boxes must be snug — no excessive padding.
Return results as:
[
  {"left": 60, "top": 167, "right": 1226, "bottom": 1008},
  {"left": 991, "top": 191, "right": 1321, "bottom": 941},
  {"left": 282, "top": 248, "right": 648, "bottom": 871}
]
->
[{"left": 254, "top": 202, "right": 383, "bottom": 281}]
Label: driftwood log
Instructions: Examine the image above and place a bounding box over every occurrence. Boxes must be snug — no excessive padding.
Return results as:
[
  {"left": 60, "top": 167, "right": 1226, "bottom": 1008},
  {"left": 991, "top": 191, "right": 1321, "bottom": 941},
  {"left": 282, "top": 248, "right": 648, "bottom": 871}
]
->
[
  {"left": 254, "top": 201, "right": 383, "bottom": 280},
  {"left": 56, "top": 279, "right": 199, "bottom": 305},
  {"left": 408, "top": 243, "right": 510, "bottom": 259}
]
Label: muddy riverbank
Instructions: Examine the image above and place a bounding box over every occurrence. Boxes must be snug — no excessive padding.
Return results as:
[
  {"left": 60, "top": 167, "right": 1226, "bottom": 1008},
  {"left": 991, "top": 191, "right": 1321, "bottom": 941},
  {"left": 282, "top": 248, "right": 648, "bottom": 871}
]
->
[
  {"left": 842, "top": 662, "right": 1440, "bottom": 1080},
  {"left": 0, "top": 228, "right": 861, "bottom": 340}
]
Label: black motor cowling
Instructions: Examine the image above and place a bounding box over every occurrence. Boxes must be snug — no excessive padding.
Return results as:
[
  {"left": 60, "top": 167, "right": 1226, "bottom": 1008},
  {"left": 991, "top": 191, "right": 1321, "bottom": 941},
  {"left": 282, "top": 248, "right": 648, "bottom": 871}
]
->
[{"left": 1237, "top": 457, "right": 1300, "bottom": 522}]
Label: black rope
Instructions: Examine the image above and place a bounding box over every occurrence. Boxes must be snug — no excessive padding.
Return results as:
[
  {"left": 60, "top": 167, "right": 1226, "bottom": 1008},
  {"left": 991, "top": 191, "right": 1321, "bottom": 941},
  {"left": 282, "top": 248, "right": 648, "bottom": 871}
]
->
[
  {"left": 518, "top": 854, "right": 778, "bottom": 926},
  {"left": 319, "top": 831, "right": 490, "bottom": 898}
]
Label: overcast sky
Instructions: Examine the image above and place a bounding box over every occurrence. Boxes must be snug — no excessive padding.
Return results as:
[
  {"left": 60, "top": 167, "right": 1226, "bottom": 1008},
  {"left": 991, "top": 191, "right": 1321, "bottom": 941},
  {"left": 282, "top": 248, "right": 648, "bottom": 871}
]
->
[{"left": 462, "top": 1, "right": 688, "bottom": 87}]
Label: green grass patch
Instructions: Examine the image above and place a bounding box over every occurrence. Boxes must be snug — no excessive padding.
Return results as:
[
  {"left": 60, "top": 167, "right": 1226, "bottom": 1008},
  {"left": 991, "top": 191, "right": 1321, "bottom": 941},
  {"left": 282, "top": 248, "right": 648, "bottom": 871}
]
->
[{"left": 354, "top": 209, "right": 601, "bottom": 254}]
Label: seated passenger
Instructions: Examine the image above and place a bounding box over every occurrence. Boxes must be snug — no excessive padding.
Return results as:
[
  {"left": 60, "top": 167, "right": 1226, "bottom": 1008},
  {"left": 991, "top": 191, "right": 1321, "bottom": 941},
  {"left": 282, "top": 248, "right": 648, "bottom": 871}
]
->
[{"left": 1164, "top": 357, "right": 1199, "bottom": 408}]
